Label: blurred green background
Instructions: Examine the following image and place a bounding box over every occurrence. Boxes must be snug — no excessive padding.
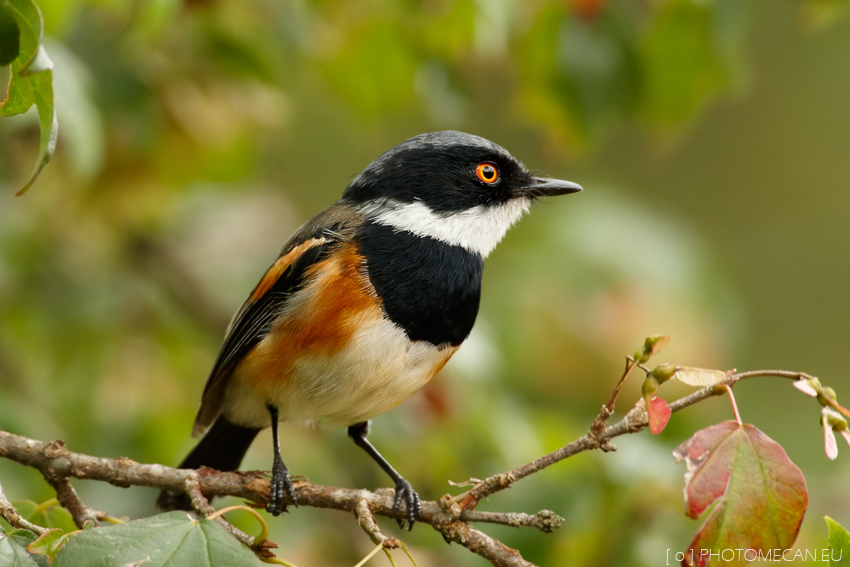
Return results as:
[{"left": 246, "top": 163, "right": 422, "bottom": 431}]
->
[{"left": 2, "top": 0, "right": 849, "bottom": 565}]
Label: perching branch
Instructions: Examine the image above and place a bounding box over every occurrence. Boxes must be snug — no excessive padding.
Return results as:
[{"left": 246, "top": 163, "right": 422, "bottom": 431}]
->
[
  {"left": 0, "top": 430, "right": 548, "bottom": 565},
  {"left": 0, "top": 367, "right": 815, "bottom": 566}
]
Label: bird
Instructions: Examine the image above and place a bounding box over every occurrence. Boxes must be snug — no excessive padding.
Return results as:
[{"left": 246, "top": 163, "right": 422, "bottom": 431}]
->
[{"left": 156, "top": 130, "right": 582, "bottom": 528}]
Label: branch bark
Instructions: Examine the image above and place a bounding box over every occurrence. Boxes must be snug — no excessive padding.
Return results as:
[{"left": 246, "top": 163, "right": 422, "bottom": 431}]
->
[
  {"left": 0, "top": 368, "right": 812, "bottom": 566},
  {"left": 0, "top": 430, "right": 548, "bottom": 565}
]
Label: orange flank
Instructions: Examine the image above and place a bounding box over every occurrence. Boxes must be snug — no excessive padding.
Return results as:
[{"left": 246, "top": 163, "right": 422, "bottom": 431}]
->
[
  {"left": 239, "top": 243, "right": 382, "bottom": 389},
  {"left": 249, "top": 238, "right": 327, "bottom": 303}
]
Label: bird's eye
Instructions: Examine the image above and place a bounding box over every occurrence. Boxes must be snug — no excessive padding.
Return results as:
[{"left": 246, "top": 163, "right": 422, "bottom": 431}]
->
[{"left": 475, "top": 162, "right": 499, "bottom": 184}]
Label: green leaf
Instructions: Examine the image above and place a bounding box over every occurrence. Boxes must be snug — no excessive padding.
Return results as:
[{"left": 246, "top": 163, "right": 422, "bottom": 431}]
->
[
  {"left": 0, "top": 0, "right": 58, "bottom": 195},
  {"left": 0, "top": 2, "right": 20, "bottom": 66},
  {"left": 674, "top": 421, "right": 808, "bottom": 567},
  {"left": 1, "top": 0, "right": 39, "bottom": 113},
  {"left": 0, "top": 529, "right": 49, "bottom": 567},
  {"left": 52, "top": 511, "right": 261, "bottom": 567},
  {"left": 17, "top": 53, "right": 56, "bottom": 195},
  {"left": 826, "top": 516, "right": 850, "bottom": 567},
  {"left": 26, "top": 529, "right": 67, "bottom": 563}
]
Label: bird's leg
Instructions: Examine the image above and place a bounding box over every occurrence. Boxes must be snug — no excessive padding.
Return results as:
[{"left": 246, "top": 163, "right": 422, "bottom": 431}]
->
[
  {"left": 266, "top": 405, "right": 296, "bottom": 516},
  {"left": 348, "top": 421, "right": 421, "bottom": 530}
]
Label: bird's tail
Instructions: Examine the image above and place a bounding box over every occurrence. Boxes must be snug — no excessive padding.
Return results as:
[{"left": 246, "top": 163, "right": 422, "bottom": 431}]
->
[{"left": 156, "top": 416, "right": 261, "bottom": 511}]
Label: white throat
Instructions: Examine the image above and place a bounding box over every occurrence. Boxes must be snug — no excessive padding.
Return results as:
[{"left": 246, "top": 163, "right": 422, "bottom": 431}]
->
[{"left": 364, "top": 198, "right": 531, "bottom": 257}]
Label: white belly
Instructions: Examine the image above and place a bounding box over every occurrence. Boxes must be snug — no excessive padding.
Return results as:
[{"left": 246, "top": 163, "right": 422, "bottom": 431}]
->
[{"left": 222, "top": 317, "right": 456, "bottom": 429}]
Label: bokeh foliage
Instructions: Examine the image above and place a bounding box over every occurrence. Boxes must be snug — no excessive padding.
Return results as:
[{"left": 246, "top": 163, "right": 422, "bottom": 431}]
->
[{"left": 2, "top": 0, "right": 850, "bottom": 565}]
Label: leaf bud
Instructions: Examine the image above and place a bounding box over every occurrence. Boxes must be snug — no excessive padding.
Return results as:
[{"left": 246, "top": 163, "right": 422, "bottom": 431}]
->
[
  {"left": 650, "top": 363, "right": 677, "bottom": 384},
  {"left": 818, "top": 386, "right": 838, "bottom": 407},
  {"left": 633, "top": 349, "right": 650, "bottom": 364},
  {"left": 822, "top": 407, "right": 848, "bottom": 431},
  {"left": 642, "top": 375, "right": 660, "bottom": 399},
  {"left": 644, "top": 334, "right": 672, "bottom": 356}
]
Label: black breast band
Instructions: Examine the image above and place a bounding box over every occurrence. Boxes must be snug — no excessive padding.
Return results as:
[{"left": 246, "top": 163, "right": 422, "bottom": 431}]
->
[{"left": 356, "top": 221, "right": 483, "bottom": 347}]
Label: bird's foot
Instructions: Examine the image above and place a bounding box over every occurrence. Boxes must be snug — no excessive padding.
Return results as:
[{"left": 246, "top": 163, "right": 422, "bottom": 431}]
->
[
  {"left": 266, "top": 458, "right": 296, "bottom": 516},
  {"left": 392, "top": 477, "right": 421, "bottom": 530}
]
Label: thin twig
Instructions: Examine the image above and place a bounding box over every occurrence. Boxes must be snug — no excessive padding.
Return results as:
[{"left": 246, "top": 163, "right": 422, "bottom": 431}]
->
[
  {"left": 47, "top": 476, "right": 104, "bottom": 529},
  {"left": 182, "top": 473, "right": 265, "bottom": 553},
  {"left": 435, "top": 519, "right": 533, "bottom": 567},
  {"left": 459, "top": 509, "right": 562, "bottom": 533},
  {"left": 452, "top": 369, "right": 807, "bottom": 508},
  {"left": 355, "top": 498, "right": 398, "bottom": 547},
  {"left": 589, "top": 355, "right": 639, "bottom": 438},
  {"left": 0, "top": 479, "right": 48, "bottom": 535},
  {"left": 184, "top": 473, "right": 216, "bottom": 516}
]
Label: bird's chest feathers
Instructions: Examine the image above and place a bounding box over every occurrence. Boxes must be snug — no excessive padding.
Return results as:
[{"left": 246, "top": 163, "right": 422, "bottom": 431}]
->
[{"left": 357, "top": 221, "right": 484, "bottom": 347}]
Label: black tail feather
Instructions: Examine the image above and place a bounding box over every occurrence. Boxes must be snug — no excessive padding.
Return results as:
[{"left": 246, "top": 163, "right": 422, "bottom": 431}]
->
[{"left": 156, "top": 416, "right": 261, "bottom": 511}]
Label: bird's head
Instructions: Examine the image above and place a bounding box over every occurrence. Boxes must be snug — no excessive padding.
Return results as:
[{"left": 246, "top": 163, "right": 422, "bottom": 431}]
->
[{"left": 342, "top": 131, "right": 582, "bottom": 257}]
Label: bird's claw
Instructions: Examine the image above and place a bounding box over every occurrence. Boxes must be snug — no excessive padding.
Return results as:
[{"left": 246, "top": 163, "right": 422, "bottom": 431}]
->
[
  {"left": 266, "top": 460, "right": 296, "bottom": 516},
  {"left": 392, "top": 477, "right": 421, "bottom": 530}
]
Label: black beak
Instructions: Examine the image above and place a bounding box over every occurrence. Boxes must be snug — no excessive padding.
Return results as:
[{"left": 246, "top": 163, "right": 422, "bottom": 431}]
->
[{"left": 522, "top": 176, "right": 583, "bottom": 198}]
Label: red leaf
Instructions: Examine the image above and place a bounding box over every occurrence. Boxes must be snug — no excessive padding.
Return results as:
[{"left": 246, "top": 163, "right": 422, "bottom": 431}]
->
[
  {"left": 647, "top": 396, "right": 671, "bottom": 435},
  {"left": 674, "top": 421, "right": 808, "bottom": 567}
]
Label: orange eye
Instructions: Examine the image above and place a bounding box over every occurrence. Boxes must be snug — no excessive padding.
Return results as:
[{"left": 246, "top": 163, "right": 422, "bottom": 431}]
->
[{"left": 476, "top": 162, "right": 499, "bottom": 184}]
